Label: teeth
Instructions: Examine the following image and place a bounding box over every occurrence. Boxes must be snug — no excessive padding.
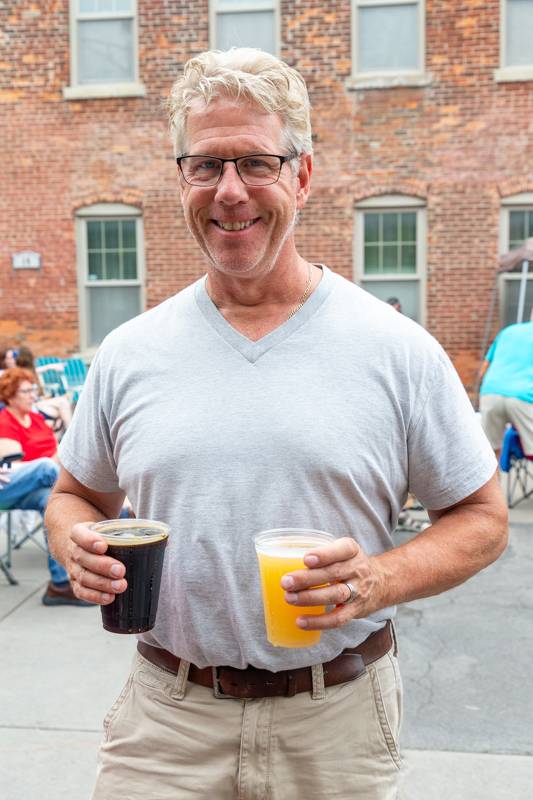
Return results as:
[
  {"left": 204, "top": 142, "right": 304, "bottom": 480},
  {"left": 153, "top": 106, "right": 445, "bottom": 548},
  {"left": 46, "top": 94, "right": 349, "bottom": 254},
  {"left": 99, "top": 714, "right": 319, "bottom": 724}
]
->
[{"left": 217, "top": 220, "right": 255, "bottom": 231}]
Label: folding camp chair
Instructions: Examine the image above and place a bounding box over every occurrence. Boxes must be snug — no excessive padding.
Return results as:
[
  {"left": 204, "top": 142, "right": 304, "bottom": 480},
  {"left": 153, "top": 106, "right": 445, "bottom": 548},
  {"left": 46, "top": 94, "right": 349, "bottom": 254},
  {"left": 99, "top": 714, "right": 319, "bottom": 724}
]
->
[
  {"left": 499, "top": 426, "right": 533, "bottom": 508},
  {"left": 0, "top": 510, "right": 47, "bottom": 585},
  {"left": 0, "top": 451, "right": 48, "bottom": 585}
]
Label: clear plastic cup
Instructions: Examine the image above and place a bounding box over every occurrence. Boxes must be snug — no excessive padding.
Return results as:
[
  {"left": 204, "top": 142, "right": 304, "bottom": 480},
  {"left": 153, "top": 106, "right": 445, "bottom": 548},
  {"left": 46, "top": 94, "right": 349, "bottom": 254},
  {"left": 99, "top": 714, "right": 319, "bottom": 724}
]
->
[{"left": 254, "top": 528, "right": 335, "bottom": 648}]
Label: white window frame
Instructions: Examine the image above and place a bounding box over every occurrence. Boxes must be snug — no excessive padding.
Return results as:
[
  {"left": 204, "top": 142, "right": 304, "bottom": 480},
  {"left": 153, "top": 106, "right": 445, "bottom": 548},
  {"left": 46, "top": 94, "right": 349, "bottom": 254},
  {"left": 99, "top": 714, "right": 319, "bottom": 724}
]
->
[
  {"left": 354, "top": 195, "right": 427, "bottom": 325},
  {"left": 495, "top": 0, "right": 533, "bottom": 83},
  {"left": 499, "top": 193, "right": 533, "bottom": 325},
  {"left": 75, "top": 203, "right": 145, "bottom": 355},
  {"left": 64, "top": 0, "right": 145, "bottom": 100},
  {"left": 348, "top": 0, "right": 430, "bottom": 90},
  {"left": 209, "top": 0, "right": 281, "bottom": 55}
]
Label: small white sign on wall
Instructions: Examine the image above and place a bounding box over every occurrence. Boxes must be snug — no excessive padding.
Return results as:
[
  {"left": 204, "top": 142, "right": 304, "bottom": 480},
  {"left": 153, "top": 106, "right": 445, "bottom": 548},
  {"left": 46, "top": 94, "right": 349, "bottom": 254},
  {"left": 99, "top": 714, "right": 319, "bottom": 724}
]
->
[{"left": 12, "top": 251, "right": 41, "bottom": 269}]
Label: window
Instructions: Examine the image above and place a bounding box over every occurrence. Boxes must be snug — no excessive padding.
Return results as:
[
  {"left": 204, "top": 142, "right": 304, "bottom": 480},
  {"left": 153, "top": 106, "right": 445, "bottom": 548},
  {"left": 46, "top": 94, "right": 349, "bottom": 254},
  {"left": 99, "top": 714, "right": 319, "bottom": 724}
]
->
[
  {"left": 76, "top": 204, "right": 144, "bottom": 352},
  {"left": 496, "top": 0, "right": 533, "bottom": 81},
  {"left": 500, "top": 195, "right": 533, "bottom": 326},
  {"left": 210, "top": 0, "right": 278, "bottom": 54},
  {"left": 350, "top": 0, "right": 427, "bottom": 87},
  {"left": 64, "top": 0, "right": 145, "bottom": 99},
  {"left": 355, "top": 196, "right": 426, "bottom": 323}
]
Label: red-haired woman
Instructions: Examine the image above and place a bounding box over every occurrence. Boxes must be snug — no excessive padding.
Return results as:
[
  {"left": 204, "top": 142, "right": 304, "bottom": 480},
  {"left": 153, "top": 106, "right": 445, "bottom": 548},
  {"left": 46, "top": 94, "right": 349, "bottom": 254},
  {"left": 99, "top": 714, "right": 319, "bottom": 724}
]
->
[{"left": 0, "top": 368, "right": 58, "bottom": 461}]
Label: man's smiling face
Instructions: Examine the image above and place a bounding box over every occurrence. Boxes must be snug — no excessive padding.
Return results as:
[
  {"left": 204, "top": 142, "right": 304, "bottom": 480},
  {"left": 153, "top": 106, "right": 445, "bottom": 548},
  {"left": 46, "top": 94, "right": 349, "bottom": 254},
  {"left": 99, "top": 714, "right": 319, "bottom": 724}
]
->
[{"left": 178, "top": 97, "right": 311, "bottom": 280}]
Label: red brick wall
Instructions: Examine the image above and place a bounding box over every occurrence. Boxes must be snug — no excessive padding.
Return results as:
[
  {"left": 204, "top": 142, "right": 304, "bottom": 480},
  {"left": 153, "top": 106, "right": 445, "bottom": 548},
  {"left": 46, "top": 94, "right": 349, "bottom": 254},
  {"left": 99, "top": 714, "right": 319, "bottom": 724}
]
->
[{"left": 1, "top": 0, "right": 532, "bottom": 391}]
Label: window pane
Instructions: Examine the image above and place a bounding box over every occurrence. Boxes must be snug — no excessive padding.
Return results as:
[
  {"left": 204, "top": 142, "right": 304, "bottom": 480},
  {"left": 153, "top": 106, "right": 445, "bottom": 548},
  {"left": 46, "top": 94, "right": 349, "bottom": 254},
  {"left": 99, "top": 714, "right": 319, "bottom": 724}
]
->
[
  {"left": 502, "top": 277, "right": 533, "bottom": 326},
  {"left": 80, "top": 0, "right": 134, "bottom": 12},
  {"left": 509, "top": 210, "right": 527, "bottom": 247},
  {"left": 528, "top": 210, "right": 533, "bottom": 237},
  {"left": 358, "top": 4, "right": 419, "bottom": 72},
  {"left": 87, "top": 220, "right": 102, "bottom": 250},
  {"left": 506, "top": 0, "right": 533, "bottom": 67},
  {"left": 88, "top": 251, "right": 103, "bottom": 279},
  {"left": 382, "top": 213, "right": 398, "bottom": 242},
  {"left": 362, "top": 279, "right": 420, "bottom": 322},
  {"left": 401, "top": 212, "right": 417, "bottom": 242},
  {"left": 364, "top": 213, "right": 380, "bottom": 243},
  {"left": 217, "top": 11, "right": 276, "bottom": 53},
  {"left": 78, "top": 19, "right": 134, "bottom": 83},
  {"left": 122, "top": 219, "right": 136, "bottom": 248},
  {"left": 106, "top": 250, "right": 121, "bottom": 279},
  {"left": 123, "top": 250, "right": 137, "bottom": 279},
  {"left": 104, "top": 220, "right": 119, "bottom": 249},
  {"left": 87, "top": 285, "right": 141, "bottom": 347},
  {"left": 400, "top": 244, "right": 417, "bottom": 272},
  {"left": 383, "top": 243, "right": 399, "bottom": 270},
  {"left": 364, "top": 244, "right": 380, "bottom": 273},
  {"left": 218, "top": 0, "right": 273, "bottom": 8}
]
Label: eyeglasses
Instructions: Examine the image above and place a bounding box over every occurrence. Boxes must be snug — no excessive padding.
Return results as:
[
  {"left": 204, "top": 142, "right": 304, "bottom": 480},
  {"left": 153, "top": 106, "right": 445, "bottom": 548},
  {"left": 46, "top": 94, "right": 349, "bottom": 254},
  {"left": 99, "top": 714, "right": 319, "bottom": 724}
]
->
[
  {"left": 176, "top": 153, "right": 297, "bottom": 187},
  {"left": 17, "top": 385, "right": 38, "bottom": 395}
]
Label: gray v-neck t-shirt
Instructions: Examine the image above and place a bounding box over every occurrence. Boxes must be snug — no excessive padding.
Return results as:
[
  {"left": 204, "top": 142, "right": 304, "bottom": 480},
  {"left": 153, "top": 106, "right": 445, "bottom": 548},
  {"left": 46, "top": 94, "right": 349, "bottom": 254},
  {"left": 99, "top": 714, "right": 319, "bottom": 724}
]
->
[{"left": 59, "top": 266, "right": 496, "bottom": 670}]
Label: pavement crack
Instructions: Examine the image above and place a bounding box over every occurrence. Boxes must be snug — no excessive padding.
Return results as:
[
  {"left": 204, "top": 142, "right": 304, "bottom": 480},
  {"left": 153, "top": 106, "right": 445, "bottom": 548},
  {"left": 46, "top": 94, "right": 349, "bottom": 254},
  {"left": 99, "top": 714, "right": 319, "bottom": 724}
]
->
[{"left": 0, "top": 581, "right": 47, "bottom": 622}]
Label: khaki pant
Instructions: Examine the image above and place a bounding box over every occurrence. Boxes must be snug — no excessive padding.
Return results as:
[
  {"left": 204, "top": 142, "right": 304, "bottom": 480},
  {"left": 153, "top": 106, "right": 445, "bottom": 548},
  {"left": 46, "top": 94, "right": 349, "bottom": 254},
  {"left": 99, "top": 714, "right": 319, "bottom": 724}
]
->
[
  {"left": 480, "top": 394, "right": 533, "bottom": 454},
  {"left": 92, "top": 646, "right": 403, "bottom": 800}
]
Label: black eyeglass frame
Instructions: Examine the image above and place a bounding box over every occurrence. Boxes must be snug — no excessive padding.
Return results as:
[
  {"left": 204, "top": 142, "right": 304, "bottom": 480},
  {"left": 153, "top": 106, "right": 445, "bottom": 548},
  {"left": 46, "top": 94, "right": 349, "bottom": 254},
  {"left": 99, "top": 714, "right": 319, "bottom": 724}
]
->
[{"left": 176, "top": 153, "right": 298, "bottom": 187}]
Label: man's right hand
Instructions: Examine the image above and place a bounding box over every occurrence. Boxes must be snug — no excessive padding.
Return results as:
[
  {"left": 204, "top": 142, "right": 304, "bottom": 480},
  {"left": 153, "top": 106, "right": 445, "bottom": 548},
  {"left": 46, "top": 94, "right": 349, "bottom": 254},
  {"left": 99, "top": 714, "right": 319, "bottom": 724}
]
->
[{"left": 67, "top": 523, "right": 127, "bottom": 605}]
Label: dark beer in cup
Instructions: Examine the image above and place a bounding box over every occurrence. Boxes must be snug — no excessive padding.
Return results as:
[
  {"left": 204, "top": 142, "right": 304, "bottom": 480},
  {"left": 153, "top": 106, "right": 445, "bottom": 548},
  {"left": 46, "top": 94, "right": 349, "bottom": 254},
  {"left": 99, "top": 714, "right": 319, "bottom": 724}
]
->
[{"left": 90, "top": 519, "right": 169, "bottom": 634}]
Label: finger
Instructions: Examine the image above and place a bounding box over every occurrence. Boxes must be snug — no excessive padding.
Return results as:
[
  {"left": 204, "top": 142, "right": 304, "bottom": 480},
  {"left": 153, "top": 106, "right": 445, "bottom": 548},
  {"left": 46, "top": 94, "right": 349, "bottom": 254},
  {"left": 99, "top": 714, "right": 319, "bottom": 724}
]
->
[
  {"left": 70, "top": 575, "right": 117, "bottom": 606},
  {"left": 72, "top": 561, "right": 127, "bottom": 598},
  {"left": 280, "top": 558, "right": 359, "bottom": 592},
  {"left": 296, "top": 604, "right": 359, "bottom": 630},
  {"left": 302, "top": 536, "right": 360, "bottom": 568},
  {"left": 70, "top": 546, "right": 126, "bottom": 580},
  {"left": 285, "top": 581, "right": 354, "bottom": 607},
  {"left": 71, "top": 522, "right": 109, "bottom": 555}
]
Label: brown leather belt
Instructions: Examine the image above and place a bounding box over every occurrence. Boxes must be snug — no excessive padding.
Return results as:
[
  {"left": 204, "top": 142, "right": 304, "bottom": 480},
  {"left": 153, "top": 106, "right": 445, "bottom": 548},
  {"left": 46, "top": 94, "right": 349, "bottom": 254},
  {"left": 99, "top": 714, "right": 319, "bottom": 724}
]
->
[{"left": 137, "top": 621, "right": 393, "bottom": 699}]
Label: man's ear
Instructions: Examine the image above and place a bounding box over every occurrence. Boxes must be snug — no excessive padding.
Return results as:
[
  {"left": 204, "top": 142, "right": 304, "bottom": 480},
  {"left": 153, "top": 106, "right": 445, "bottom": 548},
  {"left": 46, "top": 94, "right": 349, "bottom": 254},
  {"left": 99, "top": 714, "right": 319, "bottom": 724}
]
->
[{"left": 295, "top": 153, "right": 312, "bottom": 211}]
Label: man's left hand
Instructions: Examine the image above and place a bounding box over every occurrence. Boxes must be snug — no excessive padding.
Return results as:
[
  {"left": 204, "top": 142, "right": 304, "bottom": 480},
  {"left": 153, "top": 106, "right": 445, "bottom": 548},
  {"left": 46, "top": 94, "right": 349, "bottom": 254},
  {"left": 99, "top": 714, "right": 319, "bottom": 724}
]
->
[{"left": 280, "top": 537, "right": 384, "bottom": 629}]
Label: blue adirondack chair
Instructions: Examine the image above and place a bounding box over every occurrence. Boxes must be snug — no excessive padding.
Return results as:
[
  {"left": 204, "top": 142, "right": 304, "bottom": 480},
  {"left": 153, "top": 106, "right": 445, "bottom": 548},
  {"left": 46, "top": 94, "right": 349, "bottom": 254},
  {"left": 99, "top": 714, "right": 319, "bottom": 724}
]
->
[
  {"left": 34, "top": 357, "right": 68, "bottom": 397},
  {"left": 63, "top": 358, "right": 88, "bottom": 403}
]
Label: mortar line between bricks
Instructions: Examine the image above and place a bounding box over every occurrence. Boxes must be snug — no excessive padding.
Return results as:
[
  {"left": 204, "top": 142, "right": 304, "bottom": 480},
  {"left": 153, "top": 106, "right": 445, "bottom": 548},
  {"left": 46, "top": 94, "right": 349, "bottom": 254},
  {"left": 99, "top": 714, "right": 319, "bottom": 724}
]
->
[{"left": 0, "top": 581, "right": 47, "bottom": 623}]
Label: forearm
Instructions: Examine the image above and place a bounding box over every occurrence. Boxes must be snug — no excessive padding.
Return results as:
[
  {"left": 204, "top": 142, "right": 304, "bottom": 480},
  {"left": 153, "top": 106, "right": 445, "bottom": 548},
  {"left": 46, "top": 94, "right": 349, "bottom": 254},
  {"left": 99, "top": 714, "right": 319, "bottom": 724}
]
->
[{"left": 372, "top": 502, "right": 508, "bottom": 608}]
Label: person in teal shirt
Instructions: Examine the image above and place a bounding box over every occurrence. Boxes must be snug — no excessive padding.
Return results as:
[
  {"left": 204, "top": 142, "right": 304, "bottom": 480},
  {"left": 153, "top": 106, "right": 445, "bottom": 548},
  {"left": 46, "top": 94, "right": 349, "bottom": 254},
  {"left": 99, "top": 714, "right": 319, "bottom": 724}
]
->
[{"left": 479, "top": 311, "right": 533, "bottom": 456}]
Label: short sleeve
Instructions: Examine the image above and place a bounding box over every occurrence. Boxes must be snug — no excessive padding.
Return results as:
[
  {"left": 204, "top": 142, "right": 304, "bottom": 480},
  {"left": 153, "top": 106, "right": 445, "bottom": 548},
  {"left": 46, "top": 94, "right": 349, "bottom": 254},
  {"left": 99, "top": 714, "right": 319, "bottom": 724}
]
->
[
  {"left": 485, "top": 336, "right": 498, "bottom": 362},
  {"left": 407, "top": 349, "right": 497, "bottom": 510},
  {"left": 58, "top": 346, "right": 121, "bottom": 493}
]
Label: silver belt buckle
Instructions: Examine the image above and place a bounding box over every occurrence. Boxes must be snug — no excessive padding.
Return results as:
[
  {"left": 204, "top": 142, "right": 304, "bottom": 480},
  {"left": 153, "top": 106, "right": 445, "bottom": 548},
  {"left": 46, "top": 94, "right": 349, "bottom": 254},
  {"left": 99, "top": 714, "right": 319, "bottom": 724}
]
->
[{"left": 212, "top": 666, "right": 238, "bottom": 699}]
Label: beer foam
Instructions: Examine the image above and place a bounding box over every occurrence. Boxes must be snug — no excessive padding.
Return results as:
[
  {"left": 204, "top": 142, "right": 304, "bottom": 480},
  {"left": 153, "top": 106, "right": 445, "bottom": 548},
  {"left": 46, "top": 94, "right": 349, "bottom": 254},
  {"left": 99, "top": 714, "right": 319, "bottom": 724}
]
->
[{"left": 91, "top": 519, "right": 169, "bottom": 546}]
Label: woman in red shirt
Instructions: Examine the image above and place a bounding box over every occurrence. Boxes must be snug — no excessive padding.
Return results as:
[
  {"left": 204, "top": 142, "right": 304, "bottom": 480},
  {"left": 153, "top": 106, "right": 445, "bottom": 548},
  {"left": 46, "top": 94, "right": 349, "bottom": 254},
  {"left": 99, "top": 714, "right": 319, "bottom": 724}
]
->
[{"left": 0, "top": 368, "right": 58, "bottom": 461}]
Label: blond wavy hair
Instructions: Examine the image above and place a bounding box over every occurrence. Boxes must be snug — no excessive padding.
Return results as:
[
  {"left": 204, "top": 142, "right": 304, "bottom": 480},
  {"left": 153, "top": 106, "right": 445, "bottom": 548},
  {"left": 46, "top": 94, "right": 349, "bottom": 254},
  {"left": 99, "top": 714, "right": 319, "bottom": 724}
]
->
[{"left": 168, "top": 48, "right": 312, "bottom": 157}]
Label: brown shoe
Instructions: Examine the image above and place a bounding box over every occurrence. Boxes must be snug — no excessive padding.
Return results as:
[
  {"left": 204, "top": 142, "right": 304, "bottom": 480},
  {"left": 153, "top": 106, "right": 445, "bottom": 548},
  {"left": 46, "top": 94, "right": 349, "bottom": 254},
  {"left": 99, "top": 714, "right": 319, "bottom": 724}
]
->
[{"left": 42, "top": 581, "right": 96, "bottom": 607}]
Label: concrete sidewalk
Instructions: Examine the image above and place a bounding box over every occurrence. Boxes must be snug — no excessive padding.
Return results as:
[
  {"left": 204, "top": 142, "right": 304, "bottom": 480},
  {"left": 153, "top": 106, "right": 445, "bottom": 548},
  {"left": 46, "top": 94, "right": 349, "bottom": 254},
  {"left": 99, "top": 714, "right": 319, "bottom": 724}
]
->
[{"left": 1, "top": 498, "right": 532, "bottom": 800}]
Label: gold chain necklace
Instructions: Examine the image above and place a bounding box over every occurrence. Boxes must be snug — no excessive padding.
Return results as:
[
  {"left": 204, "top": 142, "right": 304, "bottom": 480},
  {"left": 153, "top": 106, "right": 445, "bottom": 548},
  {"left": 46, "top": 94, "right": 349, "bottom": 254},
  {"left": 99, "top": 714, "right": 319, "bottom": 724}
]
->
[
  {"left": 205, "top": 262, "right": 314, "bottom": 322},
  {"left": 285, "top": 262, "right": 313, "bottom": 321}
]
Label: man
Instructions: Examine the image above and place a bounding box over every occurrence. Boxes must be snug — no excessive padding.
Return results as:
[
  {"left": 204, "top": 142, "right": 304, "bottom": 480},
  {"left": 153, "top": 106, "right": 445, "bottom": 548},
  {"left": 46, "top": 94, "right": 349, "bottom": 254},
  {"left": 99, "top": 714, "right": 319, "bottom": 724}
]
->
[
  {"left": 46, "top": 49, "right": 507, "bottom": 799},
  {"left": 386, "top": 296, "right": 402, "bottom": 313},
  {"left": 479, "top": 310, "right": 533, "bottom": 458},
  {"left": 0, "top": 438, "right": 90, "bottom": 604}
]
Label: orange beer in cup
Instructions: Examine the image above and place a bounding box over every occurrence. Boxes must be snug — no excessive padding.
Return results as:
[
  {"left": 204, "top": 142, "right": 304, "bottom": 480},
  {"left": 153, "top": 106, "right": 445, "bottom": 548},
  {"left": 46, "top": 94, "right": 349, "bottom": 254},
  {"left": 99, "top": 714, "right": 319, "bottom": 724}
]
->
[{"left": 254, "top": 528, "right": 335, "bottom": 648}]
